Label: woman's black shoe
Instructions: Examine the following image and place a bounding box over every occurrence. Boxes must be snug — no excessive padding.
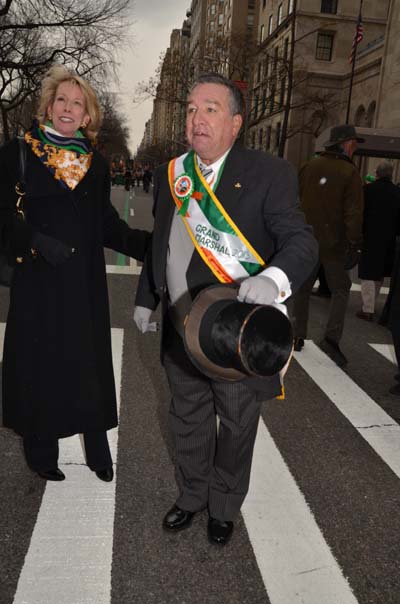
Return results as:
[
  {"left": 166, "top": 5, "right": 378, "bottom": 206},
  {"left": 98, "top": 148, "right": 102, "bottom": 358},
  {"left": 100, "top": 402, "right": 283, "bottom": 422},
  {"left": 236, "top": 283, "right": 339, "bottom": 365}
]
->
[
  {"left": 95, "top": 467, "right": 114, "bottom": 482},
  {"left": 37, "top": 468, "right": 65, "bottom": 481}
]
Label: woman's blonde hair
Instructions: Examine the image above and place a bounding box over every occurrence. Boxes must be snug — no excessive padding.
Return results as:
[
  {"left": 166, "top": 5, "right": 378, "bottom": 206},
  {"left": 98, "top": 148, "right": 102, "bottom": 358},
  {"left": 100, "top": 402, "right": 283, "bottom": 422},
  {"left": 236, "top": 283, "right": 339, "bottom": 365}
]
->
[{"left": 36, "top": 64, "right": 103, "bottom": 141}]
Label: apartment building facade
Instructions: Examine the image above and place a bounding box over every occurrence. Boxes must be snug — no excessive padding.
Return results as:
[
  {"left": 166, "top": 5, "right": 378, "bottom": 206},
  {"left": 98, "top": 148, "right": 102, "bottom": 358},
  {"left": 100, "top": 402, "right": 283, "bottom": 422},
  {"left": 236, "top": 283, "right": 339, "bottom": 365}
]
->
[
  {"left": 139, "top": 0, "right": 400, "bottom": 169},
  {"left": 247, "top": 0, "right": 390, "bottom": 166}
]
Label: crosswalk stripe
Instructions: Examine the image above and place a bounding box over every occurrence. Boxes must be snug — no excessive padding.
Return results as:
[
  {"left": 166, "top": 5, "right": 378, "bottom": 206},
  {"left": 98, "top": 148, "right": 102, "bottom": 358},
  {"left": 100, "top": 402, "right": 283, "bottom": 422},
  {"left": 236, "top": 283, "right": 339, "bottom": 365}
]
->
[
  {"left": 11, "top": 328, "right": 123, "bottom": 604},
  {"left": 369, "top": 343, "right": 396, "bottom": 364},
  {"left": 106, "top": 259, "right": 141, "bottom": 275},
  {"left": 242, "top": 418, "right": 359, "bottom": 604},
  {"left": 294, "top": 342, "right": 400, "bottom": 478}
]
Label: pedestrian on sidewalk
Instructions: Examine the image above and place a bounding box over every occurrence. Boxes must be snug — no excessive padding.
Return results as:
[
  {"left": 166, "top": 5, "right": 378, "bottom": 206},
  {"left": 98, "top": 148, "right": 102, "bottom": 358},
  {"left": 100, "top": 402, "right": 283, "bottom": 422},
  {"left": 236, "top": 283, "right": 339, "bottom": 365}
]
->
[
  {"left": 292, "top": 124, "right": 364, "bottom": 367},
  {"left": 134, "top": 73, "right": 317, "bottom": 546},
  {"left": 0, "top": 65, "right": 150, "bottom": 483},
  {"left": 356, "top": 161, "right": 400, "bottom": 322}
]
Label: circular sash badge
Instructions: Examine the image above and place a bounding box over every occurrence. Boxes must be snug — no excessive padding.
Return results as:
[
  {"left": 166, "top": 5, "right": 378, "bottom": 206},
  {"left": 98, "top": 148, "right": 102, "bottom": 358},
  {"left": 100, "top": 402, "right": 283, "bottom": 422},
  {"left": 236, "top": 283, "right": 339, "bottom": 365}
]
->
[{"left": 174, "top": 173, "right": 194, "bottom": 202}]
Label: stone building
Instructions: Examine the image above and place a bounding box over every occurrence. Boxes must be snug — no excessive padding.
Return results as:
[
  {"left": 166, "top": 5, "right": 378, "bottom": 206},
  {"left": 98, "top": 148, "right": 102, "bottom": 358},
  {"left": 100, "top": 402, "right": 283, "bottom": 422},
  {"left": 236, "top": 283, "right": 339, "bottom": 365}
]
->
[{"left": 247, "top": 0, "right": 390, "bottom": 167}]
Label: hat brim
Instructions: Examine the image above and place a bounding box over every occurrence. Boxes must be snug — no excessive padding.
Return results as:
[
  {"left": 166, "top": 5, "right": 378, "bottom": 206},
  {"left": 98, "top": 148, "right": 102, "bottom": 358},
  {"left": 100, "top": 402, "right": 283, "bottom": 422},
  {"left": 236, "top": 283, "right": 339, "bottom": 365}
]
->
[
  {"left": 325, "top": 135, "right": 365, "bottom": 147},
  {"left": 184, "top": 284, "right": 246, "bottom": 381}
]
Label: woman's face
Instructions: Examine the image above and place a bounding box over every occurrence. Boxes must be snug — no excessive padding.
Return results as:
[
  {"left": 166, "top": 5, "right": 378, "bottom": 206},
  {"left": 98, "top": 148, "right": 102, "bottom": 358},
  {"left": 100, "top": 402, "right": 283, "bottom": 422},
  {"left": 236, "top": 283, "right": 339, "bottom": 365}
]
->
[{"left": 48, "top": 81, "right": 90, "bottom": 137}]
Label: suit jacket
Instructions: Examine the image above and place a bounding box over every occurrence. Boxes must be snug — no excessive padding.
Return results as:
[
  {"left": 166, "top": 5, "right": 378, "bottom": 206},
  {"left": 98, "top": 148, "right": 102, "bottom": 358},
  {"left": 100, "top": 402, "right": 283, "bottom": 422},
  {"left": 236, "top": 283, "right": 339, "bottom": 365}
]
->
[{"left": 135, "top": 143, "right": 318, "bottom": 396}]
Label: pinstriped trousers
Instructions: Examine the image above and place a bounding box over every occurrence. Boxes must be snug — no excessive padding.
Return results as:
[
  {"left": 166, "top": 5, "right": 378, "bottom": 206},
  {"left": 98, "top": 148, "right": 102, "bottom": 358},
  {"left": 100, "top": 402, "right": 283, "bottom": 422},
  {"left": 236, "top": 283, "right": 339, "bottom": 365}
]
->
[{"left": 163, "top": 351, "right": 262, "bottom": 522}]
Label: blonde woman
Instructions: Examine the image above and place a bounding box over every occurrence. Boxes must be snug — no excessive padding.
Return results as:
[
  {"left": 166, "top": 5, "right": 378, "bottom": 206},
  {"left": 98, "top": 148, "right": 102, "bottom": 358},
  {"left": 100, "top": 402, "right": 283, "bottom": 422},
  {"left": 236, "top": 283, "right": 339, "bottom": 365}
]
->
[{"left": 0, "top": 65, "right": 149, "bottom": 482}]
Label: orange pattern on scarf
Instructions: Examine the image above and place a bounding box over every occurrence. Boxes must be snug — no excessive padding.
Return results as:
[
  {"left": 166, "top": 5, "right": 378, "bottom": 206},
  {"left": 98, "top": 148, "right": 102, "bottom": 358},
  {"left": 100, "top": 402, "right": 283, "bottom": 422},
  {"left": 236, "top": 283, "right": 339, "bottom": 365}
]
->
[{"left": 25, "top": 131, "right": 92, "bottom": 190}]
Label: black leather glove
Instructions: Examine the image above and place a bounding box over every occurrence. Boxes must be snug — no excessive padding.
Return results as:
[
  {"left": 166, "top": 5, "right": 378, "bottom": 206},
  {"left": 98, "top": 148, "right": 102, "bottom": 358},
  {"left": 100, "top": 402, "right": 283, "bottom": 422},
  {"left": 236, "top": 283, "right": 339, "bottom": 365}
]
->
[
  {"left": 344, "top": 245, "right": 362, "bottom": 270},
  {"left": 32, "top": 232, "right": 74, "bottom": 267}
]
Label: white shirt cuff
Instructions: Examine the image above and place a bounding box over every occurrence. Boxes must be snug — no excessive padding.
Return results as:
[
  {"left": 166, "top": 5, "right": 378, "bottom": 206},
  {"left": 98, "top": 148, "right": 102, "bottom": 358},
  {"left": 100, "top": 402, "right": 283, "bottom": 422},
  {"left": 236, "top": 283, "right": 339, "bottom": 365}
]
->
[{"left": 259, "top": 266, "right": 292, "bottom": 302}]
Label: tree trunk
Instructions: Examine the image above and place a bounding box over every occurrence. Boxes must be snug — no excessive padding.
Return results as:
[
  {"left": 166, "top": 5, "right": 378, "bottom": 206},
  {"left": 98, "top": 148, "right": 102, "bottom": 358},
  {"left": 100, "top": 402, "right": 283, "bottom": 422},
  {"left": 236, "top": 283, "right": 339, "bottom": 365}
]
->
[{"left": 1, "top": 104, "right": 10, "bottom": 142}]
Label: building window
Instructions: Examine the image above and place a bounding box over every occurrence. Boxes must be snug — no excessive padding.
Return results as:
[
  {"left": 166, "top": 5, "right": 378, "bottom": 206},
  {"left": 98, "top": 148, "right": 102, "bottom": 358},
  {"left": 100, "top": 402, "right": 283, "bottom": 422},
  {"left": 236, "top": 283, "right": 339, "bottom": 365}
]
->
[
  {"left": 263, "top": 0, "right": 266, "bottom": 8},
  {"left": 257, "top": 62, "right": 262, "bottom": 82},
  {"left": 275, "top": 122, "right": 281, "bottom": 148},
  {"left": 258, "top": 129, "right": 263, "bottom": 148},
  {"left": 270, "top": 85, "right": 276, "bottom": 113},
  {"left": 262, "top": 88, "right": 267, "bottom": 113},
  {"left": 316, "top": 32, "right": 334, "bottom": 61},
  {"left": 280, "top": 77, "right": 286, "bottom": 106},
  {"left": 265, "top": 54, "right": 270, "bottom": 77},
  {"left": 321, "top": 0, "right": 338, "bottom": 13},
  {"left": 283, "top": 37, "right": 289, "bottom": 61},
  {"left": 266, "top": 125, "right": 271, "bottom": 149},
  {"left": 278, "top": 3, "right": 283, "bottom": 25},
  {"left": 248, "top": 13, "right": 254, "bottom": 26},
  {"left": 268, "top": 14, "right": 273, "bottom": 34},
  {"left": 210, "top": 3, "right": 216, "bottom": 15},
  {"left": 260, "top": 24, "right": 265, "bottom": 43},
  {"left": 288, "top": 0, "right": 294, "bottom": 13},
  {"left": 251, "top": 130, "right": 256, "bottom": 149},
  {"left": 254, "top": 94, "right": 259, "bottom": 118},
  {"left": 218, "top": 13, "right": 223, "bottom": 25}
]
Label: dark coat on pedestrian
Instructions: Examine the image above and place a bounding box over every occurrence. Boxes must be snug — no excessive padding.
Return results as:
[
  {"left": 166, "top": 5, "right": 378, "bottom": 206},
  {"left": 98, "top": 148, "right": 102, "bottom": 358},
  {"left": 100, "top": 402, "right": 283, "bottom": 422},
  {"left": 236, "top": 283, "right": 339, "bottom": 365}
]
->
[
  {"left": 0, "top": 138, "right": 149, "bottom": 438},
  {"left": 298, "top": 151, "right": 364, "bottom": 262},
  {"left": 358, "top": 178, "right": 400, "bottom": 280}
]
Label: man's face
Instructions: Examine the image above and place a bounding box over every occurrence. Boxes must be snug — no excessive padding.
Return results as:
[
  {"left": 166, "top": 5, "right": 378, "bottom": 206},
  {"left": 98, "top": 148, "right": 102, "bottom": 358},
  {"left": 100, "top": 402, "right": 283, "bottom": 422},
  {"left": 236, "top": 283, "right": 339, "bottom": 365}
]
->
[
  {"left": 343, "top": 138, "right": 357, "bottom": 159},
  {"left": 186, "top": 83, "right": 243, "bottom": 165}
]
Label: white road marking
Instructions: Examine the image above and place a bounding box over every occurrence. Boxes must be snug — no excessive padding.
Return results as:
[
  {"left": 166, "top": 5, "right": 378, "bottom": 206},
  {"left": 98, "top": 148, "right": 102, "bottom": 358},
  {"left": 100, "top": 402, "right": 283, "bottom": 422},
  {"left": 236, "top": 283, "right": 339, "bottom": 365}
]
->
[
  {"left": 369, "top": 343, "right": 396, "bottom": 364},
  {"left": 242, "top": 419, "right": 359, "bottom": 604},
  {"left": 294, "top": 341, "right": 400, "bottom": 478},
  {"left": 12, "top": 328, "right": 124, "bottom": 604},
  {"left": 106, "top": 258, "right": 141, "bottom": 275},
  {"left": 349, "top": 283, "right": 389, "bottom": 294}
]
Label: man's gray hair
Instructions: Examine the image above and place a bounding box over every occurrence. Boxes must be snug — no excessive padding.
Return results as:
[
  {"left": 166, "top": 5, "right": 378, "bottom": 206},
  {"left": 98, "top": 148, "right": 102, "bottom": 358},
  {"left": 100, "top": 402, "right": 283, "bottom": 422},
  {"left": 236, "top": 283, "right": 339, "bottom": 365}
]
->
[
  {"left": 189, "top": 72, "right": 245, "bottom": 117},
  {"left": 376, "top": 160, "right": 393, "bottom": 179}
]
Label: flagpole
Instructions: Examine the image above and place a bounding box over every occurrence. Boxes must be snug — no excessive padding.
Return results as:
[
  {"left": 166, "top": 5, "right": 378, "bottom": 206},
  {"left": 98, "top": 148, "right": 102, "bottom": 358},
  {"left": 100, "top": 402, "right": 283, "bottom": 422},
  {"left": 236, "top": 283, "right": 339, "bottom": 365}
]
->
[{"left": 345, "top": 0, "right": 364, "bottom": 124}]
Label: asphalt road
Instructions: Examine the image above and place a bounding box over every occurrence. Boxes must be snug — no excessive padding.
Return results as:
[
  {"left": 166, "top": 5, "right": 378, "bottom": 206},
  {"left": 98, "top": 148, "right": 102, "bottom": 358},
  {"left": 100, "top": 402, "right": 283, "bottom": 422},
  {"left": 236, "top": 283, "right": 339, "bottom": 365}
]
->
[{"left": 0, "top": 183, "right": 399, "bottom": 604}]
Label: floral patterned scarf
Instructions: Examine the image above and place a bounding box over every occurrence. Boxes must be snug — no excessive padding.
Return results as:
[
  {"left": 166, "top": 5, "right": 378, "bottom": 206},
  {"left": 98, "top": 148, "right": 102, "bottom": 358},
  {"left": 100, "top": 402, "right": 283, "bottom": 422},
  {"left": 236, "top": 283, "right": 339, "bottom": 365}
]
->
[{"left": 24, "top": 121, "right": 93, "bottom": 190}]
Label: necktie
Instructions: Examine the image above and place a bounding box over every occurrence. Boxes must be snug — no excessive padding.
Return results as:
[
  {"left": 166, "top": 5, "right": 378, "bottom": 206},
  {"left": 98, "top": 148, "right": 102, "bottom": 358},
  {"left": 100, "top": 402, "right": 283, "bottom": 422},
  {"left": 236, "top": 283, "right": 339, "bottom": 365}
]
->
[{"left": 199, "top": 164, "right": 213, "bottom": 181}]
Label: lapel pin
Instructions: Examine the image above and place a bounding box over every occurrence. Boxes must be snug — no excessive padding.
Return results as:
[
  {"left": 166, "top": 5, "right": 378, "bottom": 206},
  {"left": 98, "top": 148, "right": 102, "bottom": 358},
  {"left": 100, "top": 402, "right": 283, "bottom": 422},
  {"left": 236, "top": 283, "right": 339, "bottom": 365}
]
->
[{"left": 234, "top": 182, "right": 242, "bottom": 188}]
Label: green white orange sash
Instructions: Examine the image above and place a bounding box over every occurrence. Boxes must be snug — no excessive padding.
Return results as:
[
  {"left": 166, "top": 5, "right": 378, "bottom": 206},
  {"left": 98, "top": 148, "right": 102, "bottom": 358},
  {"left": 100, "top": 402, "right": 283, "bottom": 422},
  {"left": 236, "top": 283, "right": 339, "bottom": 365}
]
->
[{"left": 168, "top": 150, "right": 265, "bottom": 284}]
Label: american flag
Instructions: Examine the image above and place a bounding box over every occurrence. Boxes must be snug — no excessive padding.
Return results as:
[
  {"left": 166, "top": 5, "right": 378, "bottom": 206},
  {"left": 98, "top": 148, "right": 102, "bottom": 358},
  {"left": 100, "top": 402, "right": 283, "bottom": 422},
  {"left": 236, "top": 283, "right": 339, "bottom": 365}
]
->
[{"left": 349, "top": 13, "right": 364, "bottom": 64}]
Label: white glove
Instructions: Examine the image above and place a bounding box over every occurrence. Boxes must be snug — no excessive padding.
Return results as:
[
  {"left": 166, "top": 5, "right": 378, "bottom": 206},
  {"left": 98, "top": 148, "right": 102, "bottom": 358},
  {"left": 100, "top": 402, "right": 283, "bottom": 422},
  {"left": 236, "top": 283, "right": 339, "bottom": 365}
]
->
[
  {"left": 133, "top": 306, "right": 158, "bottom": 333},
  {"left": 237, "top": 275, "right": 279, "bottom": 305}
]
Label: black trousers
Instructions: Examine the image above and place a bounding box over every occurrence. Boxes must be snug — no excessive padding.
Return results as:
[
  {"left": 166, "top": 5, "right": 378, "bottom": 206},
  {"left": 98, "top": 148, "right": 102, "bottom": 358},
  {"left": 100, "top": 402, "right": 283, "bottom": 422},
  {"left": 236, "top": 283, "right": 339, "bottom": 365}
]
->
[
  {"left": 23, "top": 431, "right": 112, "bottom": 472},
  {"left": 163, "top": 349, "right": 262, "bottom": 522}
]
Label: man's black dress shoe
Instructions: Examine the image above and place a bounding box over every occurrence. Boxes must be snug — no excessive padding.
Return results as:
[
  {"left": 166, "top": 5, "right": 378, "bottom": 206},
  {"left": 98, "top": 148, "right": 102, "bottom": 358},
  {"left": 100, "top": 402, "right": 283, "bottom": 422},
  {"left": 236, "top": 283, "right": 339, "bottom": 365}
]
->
[
  {"left": 163, "top": 505, "right": 195, "bottom": 531},
  {"left": 95, "top": 467, "right": 114, "bottom": 482},
  {"left": 37, "top": 468, "right": 65, "bottom": 481},
  {"left": 207, "top": 517, "right": 234, "bottom": 546}
]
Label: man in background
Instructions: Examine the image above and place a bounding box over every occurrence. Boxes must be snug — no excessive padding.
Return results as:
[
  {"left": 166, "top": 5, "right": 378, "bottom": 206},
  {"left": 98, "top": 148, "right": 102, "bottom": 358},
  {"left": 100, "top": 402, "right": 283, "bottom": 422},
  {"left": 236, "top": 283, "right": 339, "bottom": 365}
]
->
[{"left": 292, "top": 124, "right": 364, "bottom": 367}]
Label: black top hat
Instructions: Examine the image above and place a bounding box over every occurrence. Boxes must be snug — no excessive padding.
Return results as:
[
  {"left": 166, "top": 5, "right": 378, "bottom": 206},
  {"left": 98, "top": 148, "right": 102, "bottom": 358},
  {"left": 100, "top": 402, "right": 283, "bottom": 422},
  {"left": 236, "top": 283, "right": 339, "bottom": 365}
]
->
[
  {"left": 324, "top": 124, "right": 365, "bottom": 148},
  {"left": 183, "top": 284, "right": 293, "bottom": 382}
]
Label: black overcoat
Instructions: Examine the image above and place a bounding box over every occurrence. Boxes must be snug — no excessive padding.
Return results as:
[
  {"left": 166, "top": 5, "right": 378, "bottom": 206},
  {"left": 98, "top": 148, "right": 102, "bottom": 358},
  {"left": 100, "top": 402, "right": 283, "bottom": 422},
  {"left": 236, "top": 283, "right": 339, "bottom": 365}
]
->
[
  {"left": 0, "top": 138, "right": 149, "bottom": 438},
  {"left": 358, "top": 178, "right": 400, "bottom": 280}
]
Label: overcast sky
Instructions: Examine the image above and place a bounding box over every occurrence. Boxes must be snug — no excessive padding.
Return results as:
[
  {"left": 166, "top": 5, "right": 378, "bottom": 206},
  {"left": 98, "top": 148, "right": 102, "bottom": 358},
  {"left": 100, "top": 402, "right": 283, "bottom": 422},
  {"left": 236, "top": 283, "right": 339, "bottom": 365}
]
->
[{"left": 116, "top": 0, "right": 190, "bottom": 155}]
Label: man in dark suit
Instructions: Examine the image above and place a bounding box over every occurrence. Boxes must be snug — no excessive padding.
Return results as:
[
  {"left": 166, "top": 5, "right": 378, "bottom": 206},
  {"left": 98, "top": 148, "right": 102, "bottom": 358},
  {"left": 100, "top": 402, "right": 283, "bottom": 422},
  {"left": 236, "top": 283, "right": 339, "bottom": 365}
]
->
[{"left": 134, "top": 73, "right": 317, "bottom": 546}]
